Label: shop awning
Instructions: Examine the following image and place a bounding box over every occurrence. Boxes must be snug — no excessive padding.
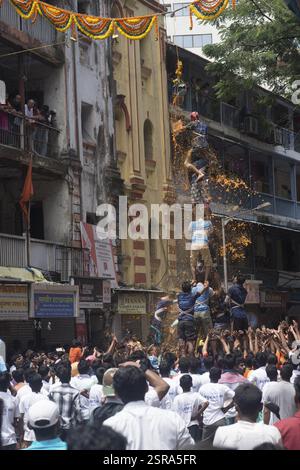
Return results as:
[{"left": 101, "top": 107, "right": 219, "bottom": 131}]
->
[{"left": 0, "top": 266, "right": 47, "bottom": 283}]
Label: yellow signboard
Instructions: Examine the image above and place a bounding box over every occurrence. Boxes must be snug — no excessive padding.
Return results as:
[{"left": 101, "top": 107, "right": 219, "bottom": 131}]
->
[{"left": 0, "top": 284, "right": 28, "bottom": 320}]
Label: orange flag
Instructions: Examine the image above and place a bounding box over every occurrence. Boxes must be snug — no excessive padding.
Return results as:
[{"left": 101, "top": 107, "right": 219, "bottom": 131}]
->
[{"left": 20, "top": 158, "right": 34, "bottom": 223}]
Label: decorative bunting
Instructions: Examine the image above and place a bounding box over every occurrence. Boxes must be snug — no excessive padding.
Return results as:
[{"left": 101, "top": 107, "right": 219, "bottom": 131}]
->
[
  {"left": 75, "top": 15, "right": 114, "bottom": 40},
  {"left": 190, "top": 0, "right": 229, "bottom": 20},
  {"left": 5, "top": 0, "right": 234, "bottom": 42},
  {"left": 115, "top": 16, "right": 157, "bottom": 40},
  {"left": 38, "top": 2, "right": 73, "bottom": 32},
  {"left": 9, "top": 0, "right": 38, "bottom": 19}
]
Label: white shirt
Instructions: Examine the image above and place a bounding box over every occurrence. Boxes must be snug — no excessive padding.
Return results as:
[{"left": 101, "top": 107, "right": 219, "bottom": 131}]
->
[
  {"left": 16, "top": 383, "right": 31, "bottom": 404},
  {"left": 89, "top": 384, "right": 103, "bottom": 411},
  {"left": 159, "top": 378, "right": 179, "bottom": 409},
  {"left": 200, "top": 371, "right": 210, "bottom": 385},
  {"left": 0, "top": 391, "right": 20, "bottom": 446},
  {"left": 199, "top": 382, "right": 235, "bottom": 426},
  {"left": 173, "top": 391, "right": 207, "bottom": 427},
  {"left": 248, "top": 367, "right": 269, "bottom": 391},
  {"left": 41, "top": 380, "right": 50, "bottom": 397},
  {"left": 291, "top": 370, "right": 300, "bottom": 384},
  {"left": 262, "top": 380, "right": 296, "bottom": 425},
  {"left": 70, "top": 374, "right": 97, "bottom": 420},
  {"left": 213, "top": 420, "right": 282, "bottom": 450},
  {"left": 190, "top": 374, "right": 205, "bottom": 392},
  {"left": 19, "top": 392, "right": 49, "bottom": 441},
  {"left": 145, "top": 387, "right": 160, "bottom": 408},
  {"left": 104, "top": 400, "right": 194, "bottom": 450},
  {"left": 25, "top": 104, "right": 34, "bottom": 118}
]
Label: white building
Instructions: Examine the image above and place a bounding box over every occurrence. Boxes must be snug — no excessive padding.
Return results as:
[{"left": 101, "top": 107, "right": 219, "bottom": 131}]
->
[{"left": 163, "top": 1, "right": 236, "bottom": 56}]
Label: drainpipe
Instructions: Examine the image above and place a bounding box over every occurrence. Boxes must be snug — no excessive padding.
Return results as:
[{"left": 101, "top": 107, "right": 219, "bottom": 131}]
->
[{"left": 72, "top": 39, "right": 83, "bottom": 219}]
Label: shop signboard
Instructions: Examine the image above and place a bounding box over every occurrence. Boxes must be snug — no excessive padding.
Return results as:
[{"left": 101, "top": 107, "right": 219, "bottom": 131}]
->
[
  {"left": 0, "top": 284, "right": 28, "bottom": 320},
  {"left": 72, "top": 277, "right": 103, "bottom": 309},
  {"left": 118, "top": 292, "right": 146, "bottom": 315},
  {"left": 260, "top": 291, "right": 288, "bottom": 311},
  {"left": 30, "top": 284, "right": 79, "bottom": 318}
]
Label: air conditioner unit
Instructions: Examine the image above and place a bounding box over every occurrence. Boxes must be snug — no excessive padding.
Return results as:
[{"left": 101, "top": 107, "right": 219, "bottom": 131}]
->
[
  {"left": 244, "top": 116, "right": 259, "bottom": 136},
  {"left": 274, "top": 127, "right": 283, "bottom": 145}
]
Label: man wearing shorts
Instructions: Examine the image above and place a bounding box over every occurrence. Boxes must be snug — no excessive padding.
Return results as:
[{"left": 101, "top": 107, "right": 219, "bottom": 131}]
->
[
  {"left": 177, "top": 281, "right": 209, "bottom": 355},
  {"left": 189, "top": 206, "right": 213, "bottom": 282}
]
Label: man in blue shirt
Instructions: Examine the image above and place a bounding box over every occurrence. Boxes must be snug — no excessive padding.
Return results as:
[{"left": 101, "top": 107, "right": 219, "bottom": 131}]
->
[
  {"left": 25, "top": 401, "right": 67, "bottom": 450},
  {"left": 192, "top": 271, "right": 214, "bottom": 339},
  {"left": 177, "top": 280, "right": 209, "bottom": 355},
  {"left": 226, "top": 274, "right": 249, "bottom": 332}
]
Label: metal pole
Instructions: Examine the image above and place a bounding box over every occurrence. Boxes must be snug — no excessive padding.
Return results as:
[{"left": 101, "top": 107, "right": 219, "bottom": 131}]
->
[
  {"left": 221, "top": 217, "right": 228, "bottom": 292},
  {"left": 26, "top": 200, "right": 31, "bottom": 266}
]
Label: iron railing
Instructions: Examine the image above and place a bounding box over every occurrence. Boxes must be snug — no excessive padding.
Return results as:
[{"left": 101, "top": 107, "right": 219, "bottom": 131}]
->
[
  {"left": 0, "top": 108, "right": 59, "bottom": 158},
  {"left": 0, "top": 233, "right": 89, "bottom": 282}
]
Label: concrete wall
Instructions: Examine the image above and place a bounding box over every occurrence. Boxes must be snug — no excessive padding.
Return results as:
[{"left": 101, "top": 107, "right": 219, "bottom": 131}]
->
[
  {"left": 165, "top": 0, "right": 220, "bottom": 57},
  {"left": 112, "top": 0, "right": 176, "bottom": 289}
]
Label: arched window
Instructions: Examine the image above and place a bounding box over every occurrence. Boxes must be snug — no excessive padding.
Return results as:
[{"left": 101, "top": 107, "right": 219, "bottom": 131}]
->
[{"left": 144, "top": 119, "right": 153, "bottom": 161}]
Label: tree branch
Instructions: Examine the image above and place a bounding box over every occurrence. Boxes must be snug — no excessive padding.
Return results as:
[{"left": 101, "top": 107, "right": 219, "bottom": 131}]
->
[{"left": 249, "top": 0, "right": 273, "bottom": 22}]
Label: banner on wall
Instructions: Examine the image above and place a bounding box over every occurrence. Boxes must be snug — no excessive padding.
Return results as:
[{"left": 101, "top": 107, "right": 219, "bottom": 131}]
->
[
  {"left": 0, "top": 284, "right": 28, "bottom": 320},
  {"left": 117, "top": 293, "right": 147, "bottom": 315},
  {"left": 30, "top": 284, "right": 79, "bottom": 318},
  {"left": 80, "top": 222, "right": 118, "bottom": 288}
]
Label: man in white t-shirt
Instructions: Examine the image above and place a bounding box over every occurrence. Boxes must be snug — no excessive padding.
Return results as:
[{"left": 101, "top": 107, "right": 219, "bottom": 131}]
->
[
  {"left": 248, "top": 352, "right": 269, "bottom": 391},
  {"left": 104, "top": 364, "right": 194, "bottom": 450},
  {"left": 70, "top": 360, "right": 97, "bottom": 420},
  {"left": 173, "top": 374, "right": 208, "bottom": 442},
  {"left": 16, "top": 368, "right": 35, "bottom": 405},
  {"left": 199, "top": 367, "right": 235, "bottom": 444},
  {"left": 89, "top": 367, "right": 104, "bottom": 412},
  {"left": 19, "top": 374, "right": 49, "bottom": 446},
  {"left": 214, "top": 383, "right": 282, "bottom": 450},
  {"left": 190, "top": 357, "right": 205, "bottom": 393},
  {"left": 159, "top": 360, "right": 179, "bottom": 409},
  {"left": 0, "top": 371, "right": 20, "bottom": 449},
  {"left": 263, "top": 364, "right": 296, "bottom": 425}
]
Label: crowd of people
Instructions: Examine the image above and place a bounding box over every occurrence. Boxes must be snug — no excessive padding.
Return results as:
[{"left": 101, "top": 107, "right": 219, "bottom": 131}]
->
[
  {"left": 1, "top": 311, "right": 300, "bottom": 451},
  {"left": 0, "top": 92, "right": 57, "bottom": 156}
]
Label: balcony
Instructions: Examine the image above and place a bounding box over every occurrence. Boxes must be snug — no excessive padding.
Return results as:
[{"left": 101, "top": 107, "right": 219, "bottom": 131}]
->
[
  {"left": 0, "top": 109, "right": 60, "bottom": 160},
  {"left": 0, "top": 1, "right": 57, "bottom": 45},
  {"left": 172, "top": 92, "right": 300, "bottom": 154},
  {"left": 0, "top": 233, "right": 89, "bottom": 282}
]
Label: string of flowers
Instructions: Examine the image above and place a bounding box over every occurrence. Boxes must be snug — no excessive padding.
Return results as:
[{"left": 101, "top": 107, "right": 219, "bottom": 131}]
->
[{"left": 5, "top": 0, "right": 236, "bottom": 42}]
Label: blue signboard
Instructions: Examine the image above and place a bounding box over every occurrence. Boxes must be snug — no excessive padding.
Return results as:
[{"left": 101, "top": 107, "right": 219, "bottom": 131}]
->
[{"left": 34, "top": 292, "right": 75, "bottom": 318}]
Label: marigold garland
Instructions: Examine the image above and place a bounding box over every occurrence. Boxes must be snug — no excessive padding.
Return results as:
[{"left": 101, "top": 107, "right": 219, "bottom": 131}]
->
[
  {"left": 115, "top": 16, "right": 158, "bottom": 40},
  {"left": 190, "top": 0, "right": 229, "bottom": 20},
  {"left": 75, "top": 16, "right": 114, "bottom": 40},
  {"left": 6, "top": 0, "right": 233, "bottom": 41}
]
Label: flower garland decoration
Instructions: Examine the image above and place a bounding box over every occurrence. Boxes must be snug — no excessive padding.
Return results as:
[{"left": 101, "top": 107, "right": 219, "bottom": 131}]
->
[
  {"left": 115, "top": 16, "right": 158, "bottom": 40},
  {"left": 7, "top": 0, "right": 235, "bottom": 41},
  {"left": 190, "top": 0, "right": 229, "bottom": 21},
  {"left": 8, "top": 0, "right": 158, "bottom": 40}
]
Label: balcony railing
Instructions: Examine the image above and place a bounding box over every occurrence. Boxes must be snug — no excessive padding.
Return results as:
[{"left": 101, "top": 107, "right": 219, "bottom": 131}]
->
[
  {"left": 171, "top": 91, "right": 300, "bottom": 154},
  {"left": 0, "top": 1, "right": 57, "bottom": 44},
  {"left": 0, "top": 108, "right": 59, "bottom": 159},
  {"left": 0, "top": 233, "right": 89, "bottom": 282}
]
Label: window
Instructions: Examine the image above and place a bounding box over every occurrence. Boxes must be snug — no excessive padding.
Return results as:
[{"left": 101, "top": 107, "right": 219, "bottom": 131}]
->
[
  {"left": 251, "top": 157, "right": 271, "bottom": 194},
  {"left": 144, "top": 119, "right": 153, "bottom": 161},
  {"left": 81, "top": 102, "right": 94, "bottom": 143},
  {"left": 174, "top": 3, "right": 190, "bottom": 16},
  {"left": 173, "top": 34, "right": 212, "bottom": 49},
  {"left": 193, "top": 34, "right": 213, "bottom": 48},
  {"left": 78, "top": 0, "right": 99, "bottom": 16},
  {"left": 274, "top": 161, "right": 292, "bottom": 200}
]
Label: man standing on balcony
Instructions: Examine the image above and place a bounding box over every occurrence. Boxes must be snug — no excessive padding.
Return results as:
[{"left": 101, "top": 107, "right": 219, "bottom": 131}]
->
[{"left": 25, "top": 99, "right": 35, "bottom": 152}]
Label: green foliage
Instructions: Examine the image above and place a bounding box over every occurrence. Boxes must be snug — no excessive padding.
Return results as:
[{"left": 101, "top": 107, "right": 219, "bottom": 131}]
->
[{"left": 202, "top": 0, "right": 300, "bottom": 101}]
